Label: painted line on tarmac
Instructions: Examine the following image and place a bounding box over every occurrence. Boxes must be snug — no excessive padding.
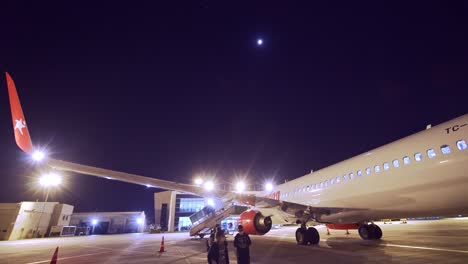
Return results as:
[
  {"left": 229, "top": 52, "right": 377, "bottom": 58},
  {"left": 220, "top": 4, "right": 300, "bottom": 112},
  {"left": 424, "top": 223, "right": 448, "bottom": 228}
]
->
[
  {"left": 382, "top": 243, "right": 468, "bottom": 254},
  {"left": 269, "top": 234, "right": 468, "bottom": 255},
  {"left": 25, "top": 251, "right": 109, "bottom": 264}
]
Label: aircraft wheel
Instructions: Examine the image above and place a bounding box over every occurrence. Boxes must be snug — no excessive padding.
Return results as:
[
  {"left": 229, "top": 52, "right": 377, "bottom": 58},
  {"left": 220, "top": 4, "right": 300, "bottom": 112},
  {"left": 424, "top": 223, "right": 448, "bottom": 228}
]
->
[
  {"left": 295, "top": 228, "right": 307, "bottom": 245},
  {"left": 306, "top": 227, "right": 320, "bottom": 245},
  {"left": 370, "top": 224, "right": 382, "bottom": 240},
  {"left": 358, "top": 225, "right": 374, "bottom": 240}
]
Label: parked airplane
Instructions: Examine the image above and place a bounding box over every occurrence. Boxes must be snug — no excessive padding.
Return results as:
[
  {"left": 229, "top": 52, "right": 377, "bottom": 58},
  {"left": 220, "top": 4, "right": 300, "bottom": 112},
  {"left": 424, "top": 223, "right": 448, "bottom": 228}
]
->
[{"left": 4, "top": 72, "right": 468, "bottom": 245}]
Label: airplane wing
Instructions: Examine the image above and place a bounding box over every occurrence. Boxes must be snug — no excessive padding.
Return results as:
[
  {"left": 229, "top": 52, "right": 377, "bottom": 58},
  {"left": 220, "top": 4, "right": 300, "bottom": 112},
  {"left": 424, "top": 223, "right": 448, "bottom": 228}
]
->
[
  {"left": 4, "top": 72, "right": 229, "bottom": 198},
  {"left": 4, "top": 72, "right": 359, "bottom": 224},
  {"left": 47, "top": 158, "right": 229, "bottom": 198}
]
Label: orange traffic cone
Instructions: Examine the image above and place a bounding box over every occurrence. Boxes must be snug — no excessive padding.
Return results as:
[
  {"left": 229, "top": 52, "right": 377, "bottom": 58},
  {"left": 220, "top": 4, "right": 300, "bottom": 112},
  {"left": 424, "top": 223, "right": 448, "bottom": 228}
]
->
[
  {"left": 159, "top": 236, "right": 165, "bottom": 253},
  {"left": 50, "top": 247, "right": 59, "bottom": 264}
]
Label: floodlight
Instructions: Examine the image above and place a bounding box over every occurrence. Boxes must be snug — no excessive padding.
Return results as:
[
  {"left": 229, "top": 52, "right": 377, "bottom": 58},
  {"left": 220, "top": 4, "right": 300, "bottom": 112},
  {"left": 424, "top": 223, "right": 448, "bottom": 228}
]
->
[
  {"left": 32, "top": 150, "right": 46, "bottom": 162},
  {"left": 194, "top": 178, "right": 203, "bottom": 185},
  {"left": 91, "top": 219, "right": 98, "bottom": 225},
  {"left": 235, "top": 181, "right": 246, "bottom": 193},
  {"left": 204, "top": 181, "right": 214, "bottom": 191},
  {"left": 265, "top": 182, "right": 274, "bottom": 192},
  {"left": 39, "top": 173, "right": 62, "bottom": 187}
]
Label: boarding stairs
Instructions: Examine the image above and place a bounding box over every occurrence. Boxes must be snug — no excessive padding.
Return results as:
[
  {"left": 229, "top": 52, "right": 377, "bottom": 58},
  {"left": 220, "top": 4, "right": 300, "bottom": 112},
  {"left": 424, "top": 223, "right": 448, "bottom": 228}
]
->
[{"left": 189, "top": 205, "right": 248, "bottom": 237}]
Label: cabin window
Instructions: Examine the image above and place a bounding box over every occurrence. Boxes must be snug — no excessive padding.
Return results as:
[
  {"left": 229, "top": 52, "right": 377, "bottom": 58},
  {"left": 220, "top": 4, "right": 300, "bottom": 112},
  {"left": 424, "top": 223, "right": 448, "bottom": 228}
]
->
[
  {"left": 427, "top": 149, "right": 436, "bottom": 158},
  {"left": 366, "top": 167, "right": 371, "bottom": 175},
  {"left": 349, "top": 172, "right": 354, "bottom": 180},
  {"left": 343, "top": 174, "right": 347, "bottom": 181},
  {"left": 383, "top": 162, "right": 390, "bottom": 170},
  {"left": 331, "top": 178, "right": 335, "bottom": 185},
  {"left": 374, "top": 165, "right": 381, "bottom": 173},
  {"left": 324, "top": 180, "right": 329, "bottom": 187},
  {"left": 319, "top": 182, "right": 323, "bottom": 188},
  {"left": 414, "top": 153, "right": 422, "bottom": 162},
  {"left": 403, "top": 156, "right": 410, "bottom": 165},
  {"left": 393, "top": 159, "right": 400, "bottom": 168},
  {"left": 336, "top": 176, "right": 341, "bottom": 183},
  {"left": 440, "top": 145, "right": 451, "bottom": 154},
  {"left": 457, "top": 140, "right": 467, "bottom": 150},
  {"left": 306, "top": 185, "right": 310, "bottom": 191},
  {"left": 357, "top": 170, "right": 362, "bottom": 177}
]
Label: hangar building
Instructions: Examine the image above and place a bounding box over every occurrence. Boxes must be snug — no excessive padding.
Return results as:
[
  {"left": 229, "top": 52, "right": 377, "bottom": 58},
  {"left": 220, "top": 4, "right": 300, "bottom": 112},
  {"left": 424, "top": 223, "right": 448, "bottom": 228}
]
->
[
  {"left": 70, "top": 211, "right": 145, "bottom": 235},
  {"left": 0, "top": 202, "right": 73, "bottom": 240}
]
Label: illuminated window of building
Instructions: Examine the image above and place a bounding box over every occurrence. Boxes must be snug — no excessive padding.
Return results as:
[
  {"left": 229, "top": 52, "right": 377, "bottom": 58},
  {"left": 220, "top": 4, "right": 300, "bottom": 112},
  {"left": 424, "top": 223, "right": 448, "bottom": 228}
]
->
[
  {"left": 414, "top": 153, "right": 422, "bottom": 162},
  {"left": 440, "top": 145, "right": 451, "bottom": 154},
  {"left": 357, "top": 170, "right": 362, "bottom": 177},
  {"left": 457, "top": 140, "right": 467, "bottom": 150},
  {"left": 393, "top": 159, "right": 400, "bottom": 168},
  {"left": 403, "top": 156, "right": 410, "bottom": 165},
  {"left": 179, "top": 198, "right": 204, "bottom": 213}
]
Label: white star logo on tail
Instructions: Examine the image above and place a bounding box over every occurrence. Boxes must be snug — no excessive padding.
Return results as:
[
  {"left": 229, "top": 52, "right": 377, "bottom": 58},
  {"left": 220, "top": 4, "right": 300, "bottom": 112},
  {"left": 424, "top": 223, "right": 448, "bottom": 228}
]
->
[{"left": 15, "top": 119, "right": 27, "bottom": 135}]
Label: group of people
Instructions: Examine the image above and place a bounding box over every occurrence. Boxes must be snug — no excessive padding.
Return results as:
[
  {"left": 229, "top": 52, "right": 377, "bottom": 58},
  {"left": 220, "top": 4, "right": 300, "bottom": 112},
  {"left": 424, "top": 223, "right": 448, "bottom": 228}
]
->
[{"left": 207, "top": 224, "right": 252, "bottom": 264}]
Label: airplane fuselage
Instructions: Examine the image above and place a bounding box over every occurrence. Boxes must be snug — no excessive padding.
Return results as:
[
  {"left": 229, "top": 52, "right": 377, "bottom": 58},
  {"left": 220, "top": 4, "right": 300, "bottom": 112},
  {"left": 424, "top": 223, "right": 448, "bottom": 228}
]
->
[{"left": 267, "top": 114, "right": 468, "bottom": 224}]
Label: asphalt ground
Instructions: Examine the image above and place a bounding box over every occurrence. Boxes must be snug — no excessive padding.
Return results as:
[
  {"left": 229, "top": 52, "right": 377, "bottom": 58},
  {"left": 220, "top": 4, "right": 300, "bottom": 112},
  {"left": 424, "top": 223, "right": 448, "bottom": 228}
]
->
[{"left": 1, "top": 218, "right": 468, "bottom": 263}]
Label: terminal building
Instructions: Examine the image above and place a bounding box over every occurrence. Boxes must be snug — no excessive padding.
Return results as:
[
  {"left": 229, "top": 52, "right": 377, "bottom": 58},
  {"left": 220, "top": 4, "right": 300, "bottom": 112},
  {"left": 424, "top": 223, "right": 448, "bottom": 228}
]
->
[{"left": 154, "top": 190, "right": 240, "bottom": 233}]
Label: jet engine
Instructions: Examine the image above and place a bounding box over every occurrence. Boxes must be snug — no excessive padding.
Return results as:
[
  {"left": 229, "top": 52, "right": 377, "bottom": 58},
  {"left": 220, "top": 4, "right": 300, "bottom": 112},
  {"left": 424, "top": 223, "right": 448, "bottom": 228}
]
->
[{"left": 239, "top": 210, "right": 272, "bottom": 235}]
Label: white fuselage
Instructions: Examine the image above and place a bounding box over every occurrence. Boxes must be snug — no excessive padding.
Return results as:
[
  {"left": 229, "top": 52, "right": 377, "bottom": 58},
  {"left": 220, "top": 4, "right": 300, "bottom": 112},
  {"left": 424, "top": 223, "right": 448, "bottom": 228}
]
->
[{"left": 266, "top": 114, "right": 468, "bottom": 224}]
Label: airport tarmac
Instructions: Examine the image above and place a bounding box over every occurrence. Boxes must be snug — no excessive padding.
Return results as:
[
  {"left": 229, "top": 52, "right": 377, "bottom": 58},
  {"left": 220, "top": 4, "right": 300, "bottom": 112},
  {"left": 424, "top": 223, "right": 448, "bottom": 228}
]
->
[{"left": 1, "top": 218, "right": 468, "bottom": 263}]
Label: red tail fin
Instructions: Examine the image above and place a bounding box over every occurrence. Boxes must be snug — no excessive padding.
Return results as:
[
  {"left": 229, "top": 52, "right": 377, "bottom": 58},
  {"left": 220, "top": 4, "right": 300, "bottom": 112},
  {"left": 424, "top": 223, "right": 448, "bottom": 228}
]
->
[{"left": 5, "top": 72, "right": 33, "bottom": 153}]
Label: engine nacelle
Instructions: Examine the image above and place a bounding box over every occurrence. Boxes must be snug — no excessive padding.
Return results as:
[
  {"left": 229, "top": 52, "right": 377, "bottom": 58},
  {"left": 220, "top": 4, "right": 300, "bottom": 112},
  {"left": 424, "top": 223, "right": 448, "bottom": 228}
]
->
[{"left": 239, "top": 210, "right": 272, "bottom": 235}]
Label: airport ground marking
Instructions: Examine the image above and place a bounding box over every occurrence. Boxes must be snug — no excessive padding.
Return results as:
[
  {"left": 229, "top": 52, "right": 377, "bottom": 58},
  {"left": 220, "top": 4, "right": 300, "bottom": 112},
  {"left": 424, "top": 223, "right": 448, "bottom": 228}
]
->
[
  {"left": 25, "top": 251, "right": 109, "bottom": 264},
  {"left": 382, "top": 243, "right": 468, "bottom": 254}
]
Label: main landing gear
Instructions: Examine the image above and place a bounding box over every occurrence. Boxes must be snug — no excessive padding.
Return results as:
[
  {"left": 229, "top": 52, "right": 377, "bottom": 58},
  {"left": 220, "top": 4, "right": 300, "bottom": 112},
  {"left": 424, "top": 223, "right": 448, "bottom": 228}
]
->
[
  {"left": 358, "top": 223, "right": 382, "bottom": 240},
  {"left": 295, "top": 224, "right": 320, "bottom": 245}
]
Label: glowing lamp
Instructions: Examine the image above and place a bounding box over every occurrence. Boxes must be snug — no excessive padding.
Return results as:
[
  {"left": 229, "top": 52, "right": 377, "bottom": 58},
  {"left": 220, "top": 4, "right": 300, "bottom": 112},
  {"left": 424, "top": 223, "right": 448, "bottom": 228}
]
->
[{"left": 39, "top": 173, "right": 62, "bottom": 187}]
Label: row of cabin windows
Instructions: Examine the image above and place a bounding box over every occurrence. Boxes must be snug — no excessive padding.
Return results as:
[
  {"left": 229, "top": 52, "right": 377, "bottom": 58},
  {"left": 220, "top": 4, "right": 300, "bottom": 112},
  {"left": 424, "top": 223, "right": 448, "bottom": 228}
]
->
[{"left": 281, "top": 139, "right": 467, "bottom": 199}]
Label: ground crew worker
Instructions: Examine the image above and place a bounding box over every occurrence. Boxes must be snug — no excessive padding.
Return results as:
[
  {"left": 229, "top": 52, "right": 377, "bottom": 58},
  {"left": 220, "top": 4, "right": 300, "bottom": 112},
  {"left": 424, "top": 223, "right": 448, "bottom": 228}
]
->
[
  {"left": 207, "top": 224, "right": 221, "bottom": 251},
  {"left": 208, "top": 229, "right": 229, "bottom": 264},
  {"left": 233, "top": 225, "right": 251, "bottom": 264}
]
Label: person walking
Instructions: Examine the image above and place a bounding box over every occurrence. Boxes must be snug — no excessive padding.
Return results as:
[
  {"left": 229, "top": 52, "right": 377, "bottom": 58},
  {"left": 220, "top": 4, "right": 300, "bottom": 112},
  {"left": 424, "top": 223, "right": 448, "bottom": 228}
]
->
[
  {"left": 208, "top": 229, "right": 229, "bottom": 264},
  {"left": 233, "top": 225, "right": 251, "bottom": 264}
]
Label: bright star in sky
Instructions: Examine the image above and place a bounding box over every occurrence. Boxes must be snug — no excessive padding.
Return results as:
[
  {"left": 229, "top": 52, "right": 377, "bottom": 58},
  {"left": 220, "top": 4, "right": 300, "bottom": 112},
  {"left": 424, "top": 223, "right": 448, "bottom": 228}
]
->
[{"left": 257, "top": 38, "right": 263, "bottom": 46}]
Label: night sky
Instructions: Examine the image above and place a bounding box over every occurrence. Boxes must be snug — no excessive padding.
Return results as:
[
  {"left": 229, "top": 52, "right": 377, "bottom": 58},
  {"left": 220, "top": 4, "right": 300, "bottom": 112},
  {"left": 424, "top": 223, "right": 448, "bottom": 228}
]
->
[{"left": 0, "top": 1, "right": 467, "bottom": 220}]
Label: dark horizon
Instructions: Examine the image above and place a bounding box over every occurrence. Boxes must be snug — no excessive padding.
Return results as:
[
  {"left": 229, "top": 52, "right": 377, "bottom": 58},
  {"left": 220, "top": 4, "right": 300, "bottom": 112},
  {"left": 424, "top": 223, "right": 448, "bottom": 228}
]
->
[{"left": 0, "top": 1, "right": 467, "bottom": 219}]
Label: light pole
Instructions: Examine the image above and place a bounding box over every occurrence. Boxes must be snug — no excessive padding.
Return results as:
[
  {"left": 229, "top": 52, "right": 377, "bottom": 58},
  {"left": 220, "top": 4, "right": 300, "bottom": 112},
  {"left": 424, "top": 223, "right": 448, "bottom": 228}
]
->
[{"left": 34, "top": 173, "right": 62, "bottom": 238}]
